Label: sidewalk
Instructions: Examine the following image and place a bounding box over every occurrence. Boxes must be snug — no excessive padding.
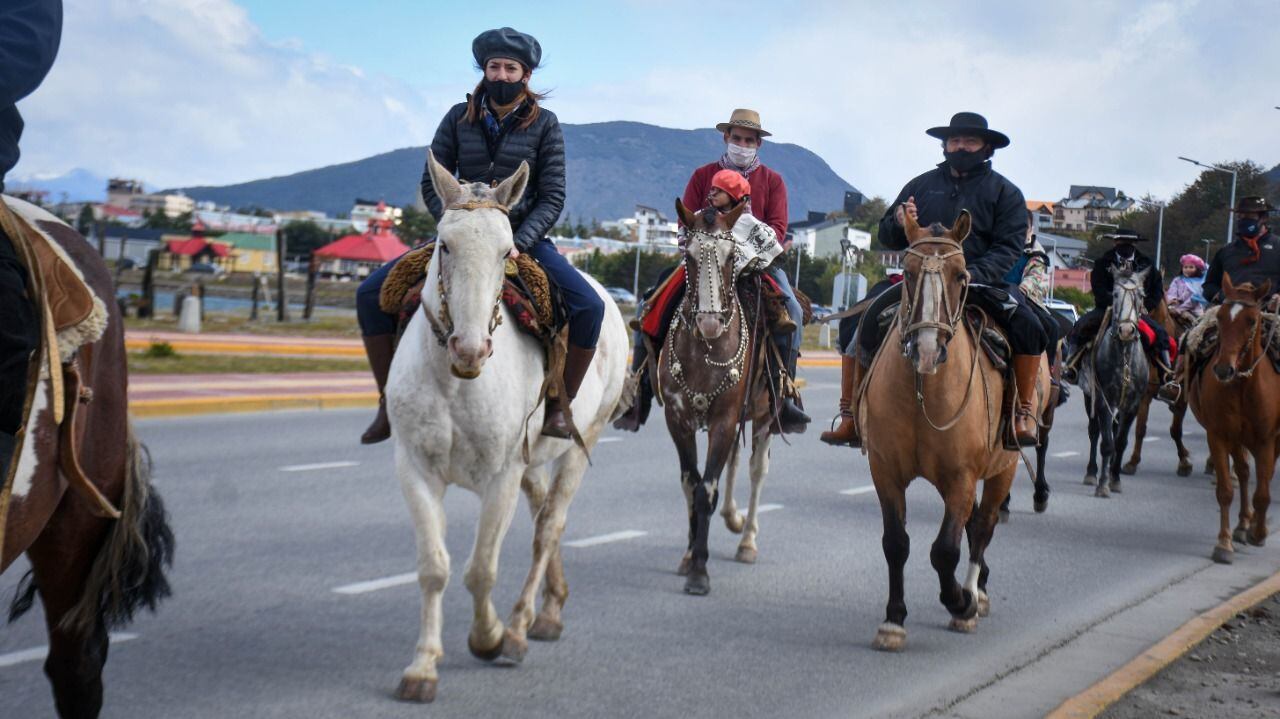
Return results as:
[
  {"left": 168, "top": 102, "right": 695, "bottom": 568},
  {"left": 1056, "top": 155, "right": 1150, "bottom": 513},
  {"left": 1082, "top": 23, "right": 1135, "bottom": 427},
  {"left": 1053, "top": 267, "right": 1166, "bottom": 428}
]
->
[{"left": 129, "top": 372, "right": 376, "bottom": 418}]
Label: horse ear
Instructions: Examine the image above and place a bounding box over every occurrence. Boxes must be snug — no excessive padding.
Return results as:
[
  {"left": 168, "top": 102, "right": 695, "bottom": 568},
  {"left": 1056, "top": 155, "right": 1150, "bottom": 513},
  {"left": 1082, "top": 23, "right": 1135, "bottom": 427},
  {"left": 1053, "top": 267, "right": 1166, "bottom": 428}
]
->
[
  {"left": 951, "top": 210, "right": 972, "bottom": 243},
  {"left": 427, "top": 150, "right": 463, "bottom": 209},
  {"left": 675, "top": 198, "right": 699, "bottom": 230},
  {"left": 1255, "top": 279, "right": 1271, "bottom": 301},
  {"left": 1222, "top": 271, "right": 1236, "bottom": 295},
  {"left": 493, "top": 160, "right": 530, "bottom": 209},
  {"left": 722, "top": 202, "right": 746, "bottom": 230}
]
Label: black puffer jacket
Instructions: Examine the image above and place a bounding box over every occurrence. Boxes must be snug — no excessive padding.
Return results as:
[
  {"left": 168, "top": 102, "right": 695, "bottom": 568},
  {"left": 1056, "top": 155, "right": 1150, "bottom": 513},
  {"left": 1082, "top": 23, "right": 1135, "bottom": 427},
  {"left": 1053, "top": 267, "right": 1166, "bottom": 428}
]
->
[
  {"left": 878, "top": 161, "right": 1026, "bottom": 286},
  {"left": 420, "top": 98, "right": 566, "bottom": 250},
  {"left": 1091, "top": 247, "right": 1163, "bottom": 312}
]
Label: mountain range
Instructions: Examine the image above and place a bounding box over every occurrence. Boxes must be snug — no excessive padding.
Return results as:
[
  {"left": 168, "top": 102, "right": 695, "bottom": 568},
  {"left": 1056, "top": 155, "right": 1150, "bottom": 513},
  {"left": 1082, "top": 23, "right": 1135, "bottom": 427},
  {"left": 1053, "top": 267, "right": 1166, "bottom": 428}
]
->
[{"left": 169, "top": 121, "right": 859, "bottom": 222}]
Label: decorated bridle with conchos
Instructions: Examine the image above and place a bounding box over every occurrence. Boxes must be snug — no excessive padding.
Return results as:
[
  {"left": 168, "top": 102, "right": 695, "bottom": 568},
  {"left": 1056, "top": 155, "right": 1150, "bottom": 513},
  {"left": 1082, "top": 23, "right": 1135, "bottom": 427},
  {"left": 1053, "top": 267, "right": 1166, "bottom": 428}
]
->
[
  {"left": 898, "top": 237, "right": 969, "bottom": 352},
  {"left": 422, "top": 198, "right": 510, "bottom": 348}
]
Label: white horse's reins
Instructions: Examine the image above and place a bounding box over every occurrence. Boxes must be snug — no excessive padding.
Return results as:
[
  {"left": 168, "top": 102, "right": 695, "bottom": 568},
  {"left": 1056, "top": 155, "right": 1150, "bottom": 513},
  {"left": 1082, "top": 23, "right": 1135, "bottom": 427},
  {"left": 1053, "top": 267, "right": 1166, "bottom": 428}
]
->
[{"left": 422, "top": 199, "right": 509, "bottom": 348}]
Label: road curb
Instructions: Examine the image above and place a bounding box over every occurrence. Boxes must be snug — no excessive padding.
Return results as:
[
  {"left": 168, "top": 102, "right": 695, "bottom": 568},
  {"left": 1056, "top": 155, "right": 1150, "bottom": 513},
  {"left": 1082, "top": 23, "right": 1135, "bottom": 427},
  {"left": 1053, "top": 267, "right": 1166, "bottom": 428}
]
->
[
  {"left": 1046, "top": 568, "right": 1280, "bottom": 719},
  {"left": 130, "top": 392, "right": 378, "bottom": 418}
]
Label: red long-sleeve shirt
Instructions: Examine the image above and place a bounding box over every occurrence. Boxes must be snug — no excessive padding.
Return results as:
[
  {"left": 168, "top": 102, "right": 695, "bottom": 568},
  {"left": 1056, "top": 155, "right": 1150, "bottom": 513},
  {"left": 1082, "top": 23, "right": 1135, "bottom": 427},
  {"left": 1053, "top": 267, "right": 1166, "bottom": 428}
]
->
[{"left": 682, "top": 162, "right": 789, "bottom": 243}]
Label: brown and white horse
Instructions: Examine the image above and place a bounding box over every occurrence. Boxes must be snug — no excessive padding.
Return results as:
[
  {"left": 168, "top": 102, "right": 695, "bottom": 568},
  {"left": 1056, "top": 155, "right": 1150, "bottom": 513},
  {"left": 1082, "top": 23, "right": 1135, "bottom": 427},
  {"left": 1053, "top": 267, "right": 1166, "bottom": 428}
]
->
[
  {"left": 1, "top": 196, "right": 173, "bottom": 719},
  {"left": 861, "top": 211, "right": 1049, "bottom": 651},
  {"left": 1121, "top": 300, "right": 1195, "bottom": 477},
  {"left": 657, "top": 199, "right": 774, "bottom": 596},
  {"left": 1187, "top": 274, "right": 1279, "bottom": 564}
]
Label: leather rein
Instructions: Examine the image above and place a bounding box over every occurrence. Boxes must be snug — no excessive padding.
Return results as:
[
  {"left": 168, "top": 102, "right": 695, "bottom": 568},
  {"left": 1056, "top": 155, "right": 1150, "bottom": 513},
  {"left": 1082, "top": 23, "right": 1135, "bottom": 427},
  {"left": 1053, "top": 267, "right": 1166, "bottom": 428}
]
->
[
  {"left": 1217, "top": 296, "right": 1280, "bottom": 379},
  {"left": 422, "top": 199, "right": 510, "bottom": 348}
]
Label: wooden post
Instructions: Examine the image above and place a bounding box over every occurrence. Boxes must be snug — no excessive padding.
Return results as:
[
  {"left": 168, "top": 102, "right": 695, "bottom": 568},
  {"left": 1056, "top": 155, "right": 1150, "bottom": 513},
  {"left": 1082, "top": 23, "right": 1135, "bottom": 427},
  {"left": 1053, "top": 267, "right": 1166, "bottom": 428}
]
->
[
  {"left": 250, "top": 273, "right": 261, "bottom": 321},
  {"left": 138, "top": 248, "right": 158, "bottom": 319},
  {"left": 303, "top": 255, "right": 318, "bottom": 321},
  {"left": 275, "top": 227, "right": 289, "bottom": 322}
]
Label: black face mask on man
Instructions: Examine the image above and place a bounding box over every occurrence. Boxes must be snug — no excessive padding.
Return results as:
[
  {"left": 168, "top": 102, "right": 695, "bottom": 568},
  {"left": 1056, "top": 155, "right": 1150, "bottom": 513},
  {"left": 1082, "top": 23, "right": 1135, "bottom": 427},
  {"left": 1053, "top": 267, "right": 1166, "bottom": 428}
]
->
[
  {"left": 483, "top": 78, "right": 525, "bottom": 106},
  {"left": 944, "top": 149, "right": 986, "bottom": 174},
  {"left": 1236, "top": 218, "right": 1263, "bottom": 239},
  {"left": 1115, "top": 243, "right": 1136, "bottom": 261}
]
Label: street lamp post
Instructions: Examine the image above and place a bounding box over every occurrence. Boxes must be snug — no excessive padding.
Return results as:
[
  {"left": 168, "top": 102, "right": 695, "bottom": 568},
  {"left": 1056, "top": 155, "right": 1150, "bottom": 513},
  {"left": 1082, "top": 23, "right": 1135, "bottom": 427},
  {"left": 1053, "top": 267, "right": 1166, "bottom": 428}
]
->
[
  {"left": 1201, "top": 238, "right": 1215, "bottom": 263},
  {"left": 1136, "top": 198, "right": 1166, "bottom": 270},
  {"left": 1178, "top": 156, "right": 1238, "bottom": 244}
]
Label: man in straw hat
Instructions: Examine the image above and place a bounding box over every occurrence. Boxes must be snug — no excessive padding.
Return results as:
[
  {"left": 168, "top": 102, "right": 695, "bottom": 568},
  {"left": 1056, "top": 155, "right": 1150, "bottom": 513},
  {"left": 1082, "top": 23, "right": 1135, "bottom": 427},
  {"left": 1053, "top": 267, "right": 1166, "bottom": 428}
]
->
[
  {"left": 821, "top": 111, "right": 1049, "bottom": 447},
  {"left": 1203, "top": 196, "right": 1280, "bottom": 304}
]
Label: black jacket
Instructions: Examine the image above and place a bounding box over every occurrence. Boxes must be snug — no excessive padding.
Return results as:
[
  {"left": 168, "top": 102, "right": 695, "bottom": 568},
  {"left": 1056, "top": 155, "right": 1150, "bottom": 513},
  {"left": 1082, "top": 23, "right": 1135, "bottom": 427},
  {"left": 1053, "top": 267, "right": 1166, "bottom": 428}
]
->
[
  {"left": 0, "top": 0, "right": 62, "bottom": 190},
  {"left": 878, "top": 161, "right": 1026, "bottom": 286},
  {"left": 1203, "top": 231, "right": 1280, "bottom": 303},
  {"left": 420, "top": 99, "right": 566, "bottom": 251},
  {"left": 1090, "top": 247, "right": 1162, "bottom": 312}
]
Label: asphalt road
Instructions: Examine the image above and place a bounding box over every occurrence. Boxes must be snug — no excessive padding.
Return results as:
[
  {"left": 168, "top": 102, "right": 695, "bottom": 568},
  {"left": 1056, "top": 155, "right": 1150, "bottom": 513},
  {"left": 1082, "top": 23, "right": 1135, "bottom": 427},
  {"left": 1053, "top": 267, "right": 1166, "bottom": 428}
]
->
[{"left": 1, "top": 368, "right": 1273, "bottom": 718}]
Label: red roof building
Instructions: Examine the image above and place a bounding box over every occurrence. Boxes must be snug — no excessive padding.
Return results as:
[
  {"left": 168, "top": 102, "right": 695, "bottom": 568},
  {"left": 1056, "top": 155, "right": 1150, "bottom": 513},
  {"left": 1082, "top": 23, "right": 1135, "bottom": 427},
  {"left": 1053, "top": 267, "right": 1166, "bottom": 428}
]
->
[
  {"left": 313, "top": 202, "right": 409, "bottom": 277},
  {"left": 162, "top": 221, "right": 234, "bottom": 271}
]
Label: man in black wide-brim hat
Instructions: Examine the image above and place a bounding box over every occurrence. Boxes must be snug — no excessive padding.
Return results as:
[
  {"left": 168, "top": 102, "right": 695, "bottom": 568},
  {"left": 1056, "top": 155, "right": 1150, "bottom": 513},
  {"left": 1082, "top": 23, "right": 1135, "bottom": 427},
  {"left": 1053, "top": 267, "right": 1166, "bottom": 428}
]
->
[
  {"left": 1202, "top": 196, "right": 1280, "bottom": 303},
  {"left": 820, "top": 111, "right": 1049, "bottom": 448}
]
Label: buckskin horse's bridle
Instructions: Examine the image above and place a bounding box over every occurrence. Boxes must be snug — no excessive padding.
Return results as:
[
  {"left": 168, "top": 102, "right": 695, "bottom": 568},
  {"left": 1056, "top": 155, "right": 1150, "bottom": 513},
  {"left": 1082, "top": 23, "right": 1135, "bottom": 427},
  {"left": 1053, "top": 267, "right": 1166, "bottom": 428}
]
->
[{"left": 422, "top": 198, "right": 509, "bottom": 348}]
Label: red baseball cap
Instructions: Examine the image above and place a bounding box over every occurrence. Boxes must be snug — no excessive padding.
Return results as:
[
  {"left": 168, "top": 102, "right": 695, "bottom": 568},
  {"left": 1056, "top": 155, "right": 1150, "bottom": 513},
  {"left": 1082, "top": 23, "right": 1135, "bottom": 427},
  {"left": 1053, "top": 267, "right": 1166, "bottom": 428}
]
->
[{"left": 711, "top": 169, "right": 751, "bottom": 202}]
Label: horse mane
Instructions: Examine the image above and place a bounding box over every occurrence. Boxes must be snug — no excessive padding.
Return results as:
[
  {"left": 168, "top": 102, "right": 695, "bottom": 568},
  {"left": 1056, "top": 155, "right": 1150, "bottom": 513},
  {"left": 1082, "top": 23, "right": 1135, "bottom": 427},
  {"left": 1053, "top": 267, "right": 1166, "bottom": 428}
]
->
[{"left": 928, "top": 222, "right": 947, "bottom": 237}]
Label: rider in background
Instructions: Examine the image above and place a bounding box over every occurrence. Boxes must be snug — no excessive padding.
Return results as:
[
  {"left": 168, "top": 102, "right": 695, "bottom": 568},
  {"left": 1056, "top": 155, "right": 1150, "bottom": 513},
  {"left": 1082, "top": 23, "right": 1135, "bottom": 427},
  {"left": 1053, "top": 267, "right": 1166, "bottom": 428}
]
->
[
  {"left": 1165, "top": 254, "right": 1208, "bottom": 323},
  {"left": 354, "top": 27, "right": 601, "bottom": 443},
  {"left": 0, "top": 0, "right": 62, "bottom": 479},
  {"left": 1061, "top": 229, "right": 1177, "bottom": 402},
  {"left": 1009, "top": 210, "right": 1069, "bottom": 404},
  {"left": 1202, "top": 196, "right": 1280, "bottom": 304},
  {"left": 821, "top": 111, "right": 1047, "bottom": 447}
]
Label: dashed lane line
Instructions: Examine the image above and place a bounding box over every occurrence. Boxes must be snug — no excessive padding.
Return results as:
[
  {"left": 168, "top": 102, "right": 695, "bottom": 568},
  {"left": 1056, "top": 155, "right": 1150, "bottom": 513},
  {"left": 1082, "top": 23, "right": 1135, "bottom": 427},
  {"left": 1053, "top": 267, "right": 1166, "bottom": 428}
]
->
[
  {"left": 0, "top": 633, "right": 137, "bottom": 669},
  {"left": 279, "top": 461, "right": 360, "bottom": 472},
  {"left": 597, "top": 437, "right": 623, "bottom": 444},
  {"left": 1052, "top": 451, "right": 1081, "bottom": 458},
  {"left": 562, "top": 530, "right": 648, "bottom": 548},
  {"left": 840, "top": 486, "right": 877, "bottom": 496},
  {"left": 753, "top": 503, "right": 783, "bottom": 514}
]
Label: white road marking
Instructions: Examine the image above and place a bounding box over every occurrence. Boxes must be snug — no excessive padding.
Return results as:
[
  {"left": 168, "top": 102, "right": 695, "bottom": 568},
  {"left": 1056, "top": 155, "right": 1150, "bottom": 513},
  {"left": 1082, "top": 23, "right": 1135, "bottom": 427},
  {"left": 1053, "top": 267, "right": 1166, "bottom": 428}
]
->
[
  {"left": 562, "top": 530, "right": 647, "bottom": 548},
  {"left": 753, "top": 503, "right": 783, "bottom": 514},
  {"left": 1145, "top": 437, "right": 1161, "bottom": 443},
  {"left": 279, "top": 461, "right": 360, "bottom": 472},
  {"left": 0, "top": 633, "right": 137, "bottom": 669},
  {"left": 1052, "top": 451, "right": 1080, "bottom": 458},
  {"left": 332, "top": 572, "right": 417, "bottom": 595},
  {"left": 597, "top": 437, "right": 623, "bottom": 444},
  {"left": 840, "top": 486, "right": 877, "bottom": 496}
]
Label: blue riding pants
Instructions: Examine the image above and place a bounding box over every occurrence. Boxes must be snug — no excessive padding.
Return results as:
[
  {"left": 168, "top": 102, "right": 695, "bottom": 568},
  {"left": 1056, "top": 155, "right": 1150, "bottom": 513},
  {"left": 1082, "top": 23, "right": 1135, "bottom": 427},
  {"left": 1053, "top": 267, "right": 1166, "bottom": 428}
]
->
[
  {"left": 765, "top": 265, "right": 803, "bottom": 352},
  {"left": 356, "top": 255, "right": 402, "bottom": 337}
]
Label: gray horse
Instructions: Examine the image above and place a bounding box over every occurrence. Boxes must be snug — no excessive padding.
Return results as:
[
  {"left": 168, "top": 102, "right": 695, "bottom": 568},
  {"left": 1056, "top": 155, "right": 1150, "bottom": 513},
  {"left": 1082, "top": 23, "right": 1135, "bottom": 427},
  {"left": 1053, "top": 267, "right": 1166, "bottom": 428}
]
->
[{"left": 1080, "top": 267, "right": 1151, "bottom": 497}]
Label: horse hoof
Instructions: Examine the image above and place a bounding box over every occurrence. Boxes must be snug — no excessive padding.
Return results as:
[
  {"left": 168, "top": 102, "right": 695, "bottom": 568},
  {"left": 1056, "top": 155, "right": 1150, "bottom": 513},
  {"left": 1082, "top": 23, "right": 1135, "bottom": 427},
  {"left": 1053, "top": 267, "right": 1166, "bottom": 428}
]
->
[
  {"left": 735, "top": 546, "right": 758, "bottom": 564},
  {"left": 1120, "top": 463, "right": 1137, "bottom": 476},
  {"left": 499, "top": 629, "right": 528, "bottom": 665},
  {"left": 1212, "top": 546, "right": 1234, "bottom": 564},
  {"left": 395, "top": 676, "right": 438, "bottom": 703},
  {"left": 1033, "top": 498, "right": 1049, "bottom": 514},
  {"left": 998, "top": 509, "right": 1010, "bottom": 525},
  {"left": 977, "top": 591, "right": 990, "bottom": 618},
  {"left": 684, "top": 568, "right": 710, "bottom": 596},
  {"left": 1177, "top": 462, "right": 1193, "bottom": 477},
  {"left": 1095, "top": 484, "right": 1110, "bottom": 498},
  {"left": 872, "top": 623, "right": 906, "bottom": 652},
  {"left": 676, "top": 555, "right": 693, "bottom": 576},
  {"left": 1109, "top": 479, "right": 1122, "bottom": 493},
  {"left": 1083, "top": 474, "right": 1097, "bottom": 486},
  {"left": 723, "top": 513, "right": 745, "bottom": 534},
  {"left": 950, "top": 616, "right": 978, "bottom": 633},
  {"left": 1233, "top": 527, "right": 1249, "bottom": 545},
  {"left": 528, "top": 616, "right": 563, "bottom": 642},
  {"left": 1248, "top": 533, "right": 1267, "bottom": 548},
  {"left": 467, "top": 628, "right": 504, "bottom": 662}
]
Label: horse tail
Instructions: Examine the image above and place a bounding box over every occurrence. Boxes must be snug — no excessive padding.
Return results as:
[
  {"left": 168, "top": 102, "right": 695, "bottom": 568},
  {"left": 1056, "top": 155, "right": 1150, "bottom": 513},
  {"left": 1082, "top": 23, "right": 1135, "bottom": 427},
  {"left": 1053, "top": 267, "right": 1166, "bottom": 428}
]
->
[{"left": 60, "top": 423, "right": 175, "bottom": 634}]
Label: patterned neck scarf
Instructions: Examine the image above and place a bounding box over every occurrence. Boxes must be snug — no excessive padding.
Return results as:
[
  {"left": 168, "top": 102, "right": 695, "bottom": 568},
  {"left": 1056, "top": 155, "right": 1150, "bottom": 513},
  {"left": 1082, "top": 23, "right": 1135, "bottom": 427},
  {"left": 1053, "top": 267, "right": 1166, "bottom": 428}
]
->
[
  {"left": 718, "top": 151, "right": 761, "bottom": 178},
  {"left": 1240, "top": 228, "right": 1268, "bottom": 265}
]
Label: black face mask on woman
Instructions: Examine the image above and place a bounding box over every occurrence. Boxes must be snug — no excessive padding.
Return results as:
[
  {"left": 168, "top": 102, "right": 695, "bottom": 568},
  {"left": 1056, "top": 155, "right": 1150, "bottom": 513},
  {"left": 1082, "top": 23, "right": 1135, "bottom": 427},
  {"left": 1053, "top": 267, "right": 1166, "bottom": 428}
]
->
[
  {"left": 483, "top": 78, "right": 525, "bottom": 106},
  {"left": 944, "top": 149, "right": 986, "bottom": 174}
]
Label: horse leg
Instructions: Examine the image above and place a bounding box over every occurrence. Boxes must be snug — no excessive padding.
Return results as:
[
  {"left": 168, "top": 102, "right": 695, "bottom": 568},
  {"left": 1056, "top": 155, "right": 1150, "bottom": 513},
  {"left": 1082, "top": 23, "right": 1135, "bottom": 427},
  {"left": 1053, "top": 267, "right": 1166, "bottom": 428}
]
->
[
  {"left": 684, "top": 422, "right": 736, "bottom": 595},
  {"left": 1110, "top": 411, "right": 1137, "bottom": 493},
  {"left": 967, "top": 465, "right": 1017, "bottom": 620},
  {"left": 1208, "top": 434, "right": 1236, "bottom": 564},
  {"left": 720, "top": 436, "right": 745, "bottom": 534},
  {"left": 1033, "top": 426, "right": 1051, "bottom": 513},
  {"left": 396, "top": 460, "right": 449, "bottom": 702},
  {"left": 1231, "top": 445, "right": 1253, "bottom": 546},
  {"left": 1121, "top": 395, "right": 1150, "bottom": 475},
  {"left": 932, "top": 478, "right": 979, "bottom": 631},
  {"left": 508, "top": 449, "right": 588, "bottom": 655},
  {"left": 1247, "top": 441, "right": 1273, "bottom": 547},
  {"left": 736, "top": 432, "right": 772, "bottom": 564},
  {"left": 517, "top": 468, "right": 566, "bottom": 642},
  {"left": 463, "top": 470, "right": 522, "bottom": 663},
  {"left": 670, "top": 425, "right": 700, "bottom": 578},
  {"left": 871, "top": 474, "right": 909, "bottom": 652},
  {"left": 1084, "top": 400, "right": 1100, "bottom": 486},
  {"left": 1171, "top": 402, "right": 1194, "bottom": 477},
  {"left": 1095, "top": 412, "right": 1116, "bottom": 498}
]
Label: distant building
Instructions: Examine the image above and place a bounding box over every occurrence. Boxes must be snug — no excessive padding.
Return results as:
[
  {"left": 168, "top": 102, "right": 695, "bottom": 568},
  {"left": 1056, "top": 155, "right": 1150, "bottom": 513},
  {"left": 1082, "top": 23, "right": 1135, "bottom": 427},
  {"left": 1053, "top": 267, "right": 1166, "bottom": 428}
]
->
[
  {"left": 1053, "top": 185, "right": 1135, "bottom": 232},
  {"left": 106, "top": 178, "right": 145, "bottom": 208},
  {"left": 275, "top": 210, "right": 352, "bottom": 234},
  {"left": 1026, "top": 200, "right": 1055, "bottom": 231},
  {"left": 162, "top": 222, "right": 233, "bottom": 271},
  {"left": 216, "top": 232, "right": 278, "bottom": 274},
  {"left": 633, "top": 205, "right": 678, "bottom": 246},
  {"left": 313, "top": 210, "right": 409, "bottom": 278},
  {"left": 94, "top": 226, "right": 167, "bottom": 264},
  {"left": 194, "top": 208, "right": 277, "bottom": 234},
  {"left": 350, "top": 199, "right": 402, "bottom": 233},
  {"left": 843, "top": 191, "right": 865, "bottom": 216},
  {"left": 787, "top": 211, "right": 865, "bottom": 258},
  {"left": 129, "top": 191, "right": 195, "bottom": 219},
  {"left": 1037, "top": 231, "right": 1089, "bottom": 270}
]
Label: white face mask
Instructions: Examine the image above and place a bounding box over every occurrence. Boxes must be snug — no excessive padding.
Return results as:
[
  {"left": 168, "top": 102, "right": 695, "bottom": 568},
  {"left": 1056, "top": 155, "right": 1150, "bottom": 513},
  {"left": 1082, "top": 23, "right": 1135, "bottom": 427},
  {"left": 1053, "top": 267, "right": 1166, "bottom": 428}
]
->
[{"left": 726, "top": 143, "right": 757, "bottom": 168}]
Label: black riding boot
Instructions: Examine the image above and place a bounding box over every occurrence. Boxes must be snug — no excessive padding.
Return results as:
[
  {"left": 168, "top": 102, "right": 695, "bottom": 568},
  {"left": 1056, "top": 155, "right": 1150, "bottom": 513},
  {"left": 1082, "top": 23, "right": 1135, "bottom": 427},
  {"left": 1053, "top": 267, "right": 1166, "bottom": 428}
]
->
[
  {"left": 613, "top": 328, "right": 653, "bottom": 432},
  {"left": 0, "top": 431, "right": 15, "bottom": 489},
  {"left": 773, "top": 337, "right": 810, "bottom": 434}
]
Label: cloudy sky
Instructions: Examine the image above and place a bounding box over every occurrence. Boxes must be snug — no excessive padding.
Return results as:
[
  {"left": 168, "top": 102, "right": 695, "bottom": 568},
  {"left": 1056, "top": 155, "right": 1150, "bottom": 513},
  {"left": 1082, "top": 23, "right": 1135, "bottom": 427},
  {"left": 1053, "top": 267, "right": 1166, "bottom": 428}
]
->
[{"left": 12, "top": 0, "right": 1279, "bottom": 203}]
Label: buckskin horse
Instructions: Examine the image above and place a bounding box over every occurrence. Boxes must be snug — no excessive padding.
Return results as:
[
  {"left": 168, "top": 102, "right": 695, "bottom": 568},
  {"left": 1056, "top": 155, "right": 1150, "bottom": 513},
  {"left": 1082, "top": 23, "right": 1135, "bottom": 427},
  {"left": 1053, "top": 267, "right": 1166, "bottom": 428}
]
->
[
  {"left": 656, "top": 199, "right": 776, "bottom": 596},
  {"left": 1120, "top": 300, "right": 1195, "bottom": 477},
  {"left": 385, "top": 153, "right": 626, "bottom": 702},
  {"left": 1080, "top": 266, "right": 1151, "bottom": 497},
  {"left": 1187, "top": 274, "right": 1279, "bottom": 564},
  {"left": 862, "top": 211, "right": 1049, "bottom": 651},
  {"left": 1, "top": 196, "right": 174, "bottom": 718}
]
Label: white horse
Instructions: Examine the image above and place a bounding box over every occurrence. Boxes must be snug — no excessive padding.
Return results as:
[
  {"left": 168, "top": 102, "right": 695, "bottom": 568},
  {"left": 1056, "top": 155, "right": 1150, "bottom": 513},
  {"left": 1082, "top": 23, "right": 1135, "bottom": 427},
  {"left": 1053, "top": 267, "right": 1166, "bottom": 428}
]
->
[{"left": 386, "top": 152, "right": 626, "bottom": 702}]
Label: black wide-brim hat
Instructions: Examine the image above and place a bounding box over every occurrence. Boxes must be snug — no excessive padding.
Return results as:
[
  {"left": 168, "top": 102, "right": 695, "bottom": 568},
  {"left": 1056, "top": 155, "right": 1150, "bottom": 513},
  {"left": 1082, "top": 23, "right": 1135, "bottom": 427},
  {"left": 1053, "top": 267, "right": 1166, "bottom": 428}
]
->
[
  {"left": 472, "top": 27, "right": 541, "bottom": 71},
  {"left": 1102, "top": 228, "right": 1148, "bottom": 242},
  {"left": 1229, "top": 196, "right": 1274, "bottom": 215},
  {"left": 926, "top": 112, "right": 1011, "bottom": 149}
]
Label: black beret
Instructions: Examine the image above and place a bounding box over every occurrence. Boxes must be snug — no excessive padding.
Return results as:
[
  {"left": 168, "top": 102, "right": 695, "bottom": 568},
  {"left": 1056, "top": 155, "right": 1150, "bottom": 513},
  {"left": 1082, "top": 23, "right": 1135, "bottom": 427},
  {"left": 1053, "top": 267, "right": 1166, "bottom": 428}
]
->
[{"left": 472, "top": 27, "right": 541, "bottom": 71}]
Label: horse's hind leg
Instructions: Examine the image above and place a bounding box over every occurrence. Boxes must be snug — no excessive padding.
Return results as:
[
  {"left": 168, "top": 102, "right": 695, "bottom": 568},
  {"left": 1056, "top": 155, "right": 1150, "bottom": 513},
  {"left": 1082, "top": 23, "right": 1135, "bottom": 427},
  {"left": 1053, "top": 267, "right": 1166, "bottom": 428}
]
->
[
  {"left": 518, "top": 468, "right": 566, "bottom": 641},
  {"left": 1033, "top": 428, "right": 1051, "bottom": 512},
  {"left": 736, "top": 432, "right": 772, "bottom": 564},
  {"left": 720, "top": 437, "right": 745, "bottom": 534},
  {"left": 508, "top": 451, "right": 588, "bottom": 653},
  {"left": 1084, "top": 400, "right": 1101, "bottom": 486},
  {"left": 1110, "top": 411, "right": 1138, "bottom": 493},
  {"left": 931, "top": 477, "right": 979, "bottom": 631},
  {"left": 871, "top": 469, "right": 909, "bottom": 652},
  {"left": 967, "top": 465, "right": 1017, "bottom": 620},
  {"left": 1247, "top": 441, "right": 1273, "bottom": 547},
  {"left": 396, "top": 458, "right": 450, "bottom": 702},
  {"left": 1122, "top": 395, "right": 1151, "bottom": 475},
  {"left": 1171, "top": 402, "right": 1194, "bottom": 477}
]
